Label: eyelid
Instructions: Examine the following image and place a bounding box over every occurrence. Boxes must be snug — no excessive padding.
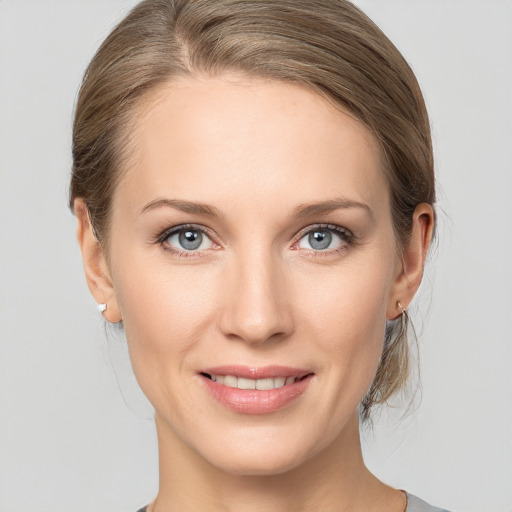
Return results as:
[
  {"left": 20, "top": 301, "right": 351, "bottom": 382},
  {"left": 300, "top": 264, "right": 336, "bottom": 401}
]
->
[
  {"left": 157, "top": 223, "right": 218, "bottom": 244},
  {"left": 156, "top": 223, "right": 221, "bottom": 258},
  {"left": 292, "top": 223, "right": 355, "bottom": 246},
  {"left": 154, "top": 222, "right": 355, "bottom": 259}
]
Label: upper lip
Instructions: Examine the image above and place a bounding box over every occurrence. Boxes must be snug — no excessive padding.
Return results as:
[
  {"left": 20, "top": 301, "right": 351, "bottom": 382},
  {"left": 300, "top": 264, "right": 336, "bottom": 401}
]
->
[{"left": 199, "top": 365, "right": 313, "bottom": 380}]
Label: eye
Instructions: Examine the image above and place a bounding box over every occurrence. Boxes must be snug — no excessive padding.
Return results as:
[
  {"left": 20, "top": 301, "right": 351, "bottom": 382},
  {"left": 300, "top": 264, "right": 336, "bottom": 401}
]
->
[
  {"left": 295, "top": 225, "right": 353, "bottom": 252},
  {"left": 160, "top": 225, "right": 217, "bottom": 253}
]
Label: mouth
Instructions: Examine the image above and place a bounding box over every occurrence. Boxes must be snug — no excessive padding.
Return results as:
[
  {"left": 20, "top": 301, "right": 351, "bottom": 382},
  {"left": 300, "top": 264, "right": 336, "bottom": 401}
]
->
[
  {"left": 198, "top": 366, "right": 314, "bottom": 414},
  {"left": 200, "top": 372, "right": 311, "bottom": 390}
]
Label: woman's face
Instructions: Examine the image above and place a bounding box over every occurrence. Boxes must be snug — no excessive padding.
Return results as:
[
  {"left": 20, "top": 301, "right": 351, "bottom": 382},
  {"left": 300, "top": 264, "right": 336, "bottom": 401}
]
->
[{"left": 105, "top": 76, "right": 404, "bottom": 474}]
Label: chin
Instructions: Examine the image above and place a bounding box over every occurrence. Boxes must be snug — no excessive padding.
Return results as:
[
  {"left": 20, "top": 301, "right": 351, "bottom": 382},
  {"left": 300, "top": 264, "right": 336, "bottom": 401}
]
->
[
  {"left": 210, "top": 449, "right": 309, "bottom": 477},
  {"left": 196, "top": 427, "right": 322, "bottom": 477}
]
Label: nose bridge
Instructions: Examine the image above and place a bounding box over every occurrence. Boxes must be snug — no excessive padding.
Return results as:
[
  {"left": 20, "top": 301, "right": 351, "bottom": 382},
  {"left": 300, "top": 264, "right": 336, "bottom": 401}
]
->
[{"left": 220, "top": 243, "right": 293, "bottom": 344}]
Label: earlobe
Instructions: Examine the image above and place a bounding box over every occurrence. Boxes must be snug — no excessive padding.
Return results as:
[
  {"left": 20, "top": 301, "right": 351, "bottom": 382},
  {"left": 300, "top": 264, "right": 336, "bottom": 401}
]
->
[
  {"left": 74, "top": 199, "right": 122, "bottom": 323},
  {"left": 387, "top": 203, "right": 434, "bottom": 319}
]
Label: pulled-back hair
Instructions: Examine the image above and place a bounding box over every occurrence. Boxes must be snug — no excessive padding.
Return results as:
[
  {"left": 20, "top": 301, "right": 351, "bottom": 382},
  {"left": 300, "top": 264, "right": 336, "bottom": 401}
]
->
[{"left": 70, "top": 0, "right": 435, "bottom": 420}]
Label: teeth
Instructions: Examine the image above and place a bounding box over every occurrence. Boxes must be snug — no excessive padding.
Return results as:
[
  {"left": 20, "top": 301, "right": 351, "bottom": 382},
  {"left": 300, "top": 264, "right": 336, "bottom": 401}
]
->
[
  {"left": 274, "top": 377, "right": 286, "bottom": 389},
  {"left": 238, "top": 377, "right": 256, "bottom": 389},
  {"left": 255, "top": 378, "right": 274, "bottom": 390},
  {"left": 209, "top": 374, "right": 299, "bottom": 389},
  {"left": 224, "top": 375, "right": 238, "bottom": 387}
]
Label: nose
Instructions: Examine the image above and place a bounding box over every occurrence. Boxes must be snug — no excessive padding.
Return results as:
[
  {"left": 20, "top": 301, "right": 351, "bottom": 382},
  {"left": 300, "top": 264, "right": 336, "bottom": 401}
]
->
[{"left": 219, "top": 247, "right": 294, "bottom": 345}]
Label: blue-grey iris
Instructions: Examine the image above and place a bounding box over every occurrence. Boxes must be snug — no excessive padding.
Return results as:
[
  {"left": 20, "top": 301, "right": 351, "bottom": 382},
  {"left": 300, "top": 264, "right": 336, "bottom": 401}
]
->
[
  {"left": 179, "top": 230, "right": 202, "bottom": 250},
  {"left": 309, "top": 230, "right": 331, "bottom": 250}
]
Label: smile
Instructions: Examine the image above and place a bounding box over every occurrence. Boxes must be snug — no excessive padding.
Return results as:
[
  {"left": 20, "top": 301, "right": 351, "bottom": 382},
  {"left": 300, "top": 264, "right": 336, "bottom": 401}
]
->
[
  {"left": 202, "top": 374, "right": 305, "bottom": 390},
  {"left": 199, "top": 366, "right": 314, "bottom": 414}
]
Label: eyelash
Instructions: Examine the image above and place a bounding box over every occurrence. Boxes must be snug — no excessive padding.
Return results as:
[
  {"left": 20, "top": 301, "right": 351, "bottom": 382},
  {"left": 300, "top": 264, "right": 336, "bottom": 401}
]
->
[
  {"left": 155, "top": 223, "right": 356, "bottom": 259},
  {"left": 156, "top": 224, "right": 218, "bottom": 259},
  {"left": 292, "top": 223, "right": 356, "bottom": 258}
]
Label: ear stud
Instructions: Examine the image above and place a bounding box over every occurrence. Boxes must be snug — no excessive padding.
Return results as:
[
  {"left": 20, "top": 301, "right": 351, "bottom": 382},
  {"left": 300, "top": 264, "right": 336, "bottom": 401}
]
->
[
  {"left": 98, "top": 303, "right": 107, "bottom": 313},
  {"left": 396, "top": 301, "right": 405, "bottom": 315}
]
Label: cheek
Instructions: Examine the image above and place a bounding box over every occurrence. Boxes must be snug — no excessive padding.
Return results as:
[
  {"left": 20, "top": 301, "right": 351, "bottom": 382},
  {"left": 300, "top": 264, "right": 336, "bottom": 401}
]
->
[
  {"left": 109, "top": 248, "right": 220, "bottom": 381},
  {"left": 110, "top": 257, "right": 227, "bottom": 435},
  {"left": 295, "top": 257, "right": 392, "bottom": 343},
  {"left": 293, "top": 256, "right": 394, "bottom": 394}
]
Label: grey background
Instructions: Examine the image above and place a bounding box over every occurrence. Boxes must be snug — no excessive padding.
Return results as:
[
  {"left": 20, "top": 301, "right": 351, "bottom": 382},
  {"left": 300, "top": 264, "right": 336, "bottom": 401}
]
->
[{"left": 1, "top": 1, "right": 511, "bottom": 511}]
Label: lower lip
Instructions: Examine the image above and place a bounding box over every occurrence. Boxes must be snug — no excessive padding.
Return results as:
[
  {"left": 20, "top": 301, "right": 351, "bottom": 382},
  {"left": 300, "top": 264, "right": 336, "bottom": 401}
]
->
[{"left": 200, "top": 375, "right": 313, "bottom": 415}]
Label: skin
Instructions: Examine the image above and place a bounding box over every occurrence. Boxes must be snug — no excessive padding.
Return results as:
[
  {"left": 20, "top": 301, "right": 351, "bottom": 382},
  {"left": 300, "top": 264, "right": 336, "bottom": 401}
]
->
[{"left": 75, "top": 76, "right": 433, "bottom": 512}]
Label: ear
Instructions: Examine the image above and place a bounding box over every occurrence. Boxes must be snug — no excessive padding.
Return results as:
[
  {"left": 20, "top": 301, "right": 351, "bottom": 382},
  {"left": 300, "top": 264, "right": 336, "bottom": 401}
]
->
[
  {"left": 387, "top": 203, "right": 434, "bottom": 319},
  {"left": 74, "top": 198, "right": 122, "bottom": 323}
]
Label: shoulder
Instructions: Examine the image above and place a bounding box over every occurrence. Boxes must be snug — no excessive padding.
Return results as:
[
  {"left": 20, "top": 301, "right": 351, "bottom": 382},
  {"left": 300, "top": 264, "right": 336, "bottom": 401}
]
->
[{"left": 406, "top": 492, "right": 451, "bottom": 512}]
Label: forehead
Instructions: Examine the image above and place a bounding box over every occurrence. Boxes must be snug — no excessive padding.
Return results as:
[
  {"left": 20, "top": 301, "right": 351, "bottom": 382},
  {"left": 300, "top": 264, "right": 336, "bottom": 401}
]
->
[{"left": 115, "top": 76, "right": 389, "bottom": 218}]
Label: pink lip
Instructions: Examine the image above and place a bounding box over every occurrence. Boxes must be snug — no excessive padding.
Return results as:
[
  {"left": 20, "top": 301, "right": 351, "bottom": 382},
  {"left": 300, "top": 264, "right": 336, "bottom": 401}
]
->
[{"left": 198, "top": 365, "right": 314, "bottom": 415}]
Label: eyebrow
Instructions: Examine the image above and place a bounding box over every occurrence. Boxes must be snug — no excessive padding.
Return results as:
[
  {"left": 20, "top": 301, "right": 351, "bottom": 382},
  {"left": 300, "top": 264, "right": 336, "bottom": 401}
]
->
[
  {"left": 139, "top": 196, "right": 373, "bottom": 219},
  {"left": 140, "top": 198, "right": 221, "bottom": 217},
  {"left": 292, "top": 198, "right": 373, "bottom": 220}
]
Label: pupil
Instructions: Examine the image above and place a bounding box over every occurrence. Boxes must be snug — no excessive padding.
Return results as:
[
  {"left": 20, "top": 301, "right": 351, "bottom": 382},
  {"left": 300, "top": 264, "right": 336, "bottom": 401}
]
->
[
  {"left": 309, "top": 230, "right": 331, "bottom": 250},
  {"left": 179, "top": 230, "right": 202, "bottom": 250}
]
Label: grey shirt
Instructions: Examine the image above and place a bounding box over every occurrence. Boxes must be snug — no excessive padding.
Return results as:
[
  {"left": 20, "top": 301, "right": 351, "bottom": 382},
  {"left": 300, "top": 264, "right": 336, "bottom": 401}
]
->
[
  {"left": 405, "top": 493, "right": 450, "bottom": 512},
  {"left": 137, "top": 492, "right": 451, "bottom": 511}
]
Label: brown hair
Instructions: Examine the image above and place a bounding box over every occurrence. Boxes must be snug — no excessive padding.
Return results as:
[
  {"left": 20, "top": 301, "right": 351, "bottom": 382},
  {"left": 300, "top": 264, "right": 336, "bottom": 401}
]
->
[{"left": 70, "top": 0, "right": 435, "bottom": 420}]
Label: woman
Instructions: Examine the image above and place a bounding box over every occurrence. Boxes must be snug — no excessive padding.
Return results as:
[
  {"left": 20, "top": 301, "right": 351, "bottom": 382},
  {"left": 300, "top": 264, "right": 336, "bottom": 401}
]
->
[{"left": 70, "top": 1, "right": 447, "bottom": 510}]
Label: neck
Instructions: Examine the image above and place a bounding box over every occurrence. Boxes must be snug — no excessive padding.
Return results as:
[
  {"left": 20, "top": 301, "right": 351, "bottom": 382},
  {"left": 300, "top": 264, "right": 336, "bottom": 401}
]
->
[{"left": 150, "top": 411, "right": 405, "bottom": 512}]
